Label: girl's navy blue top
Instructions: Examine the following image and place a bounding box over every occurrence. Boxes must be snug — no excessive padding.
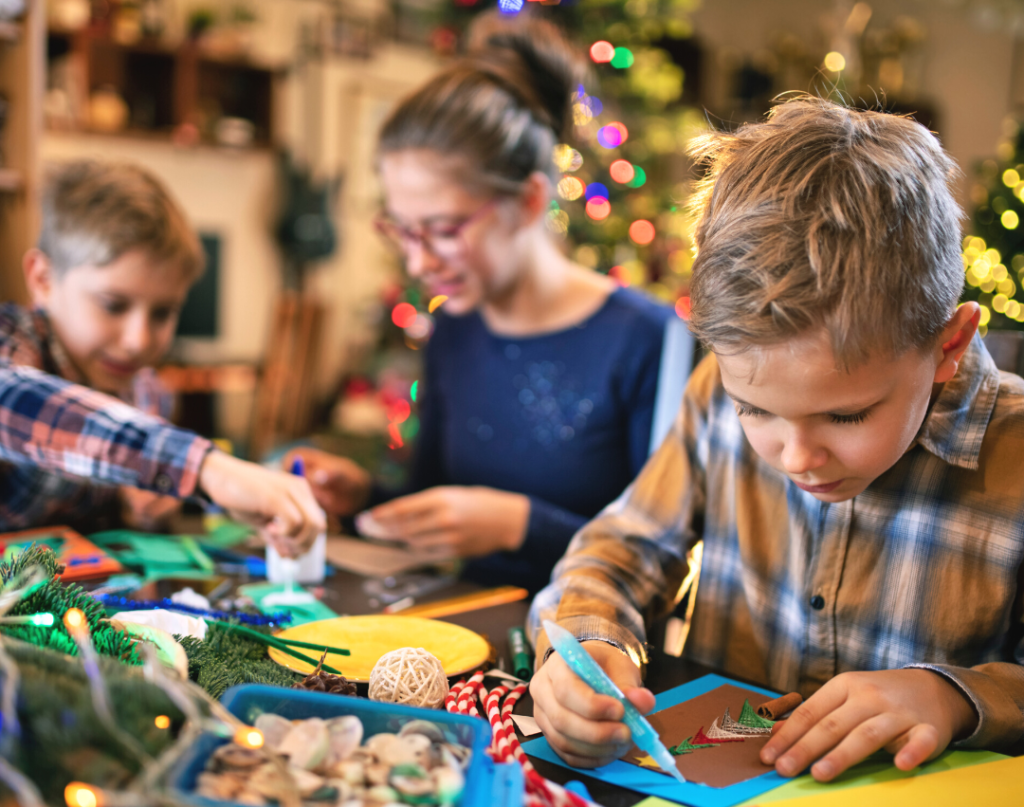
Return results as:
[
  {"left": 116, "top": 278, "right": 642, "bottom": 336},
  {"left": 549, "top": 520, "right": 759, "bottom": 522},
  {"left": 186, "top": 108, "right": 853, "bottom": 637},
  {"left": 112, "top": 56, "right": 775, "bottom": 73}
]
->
[{"left": 375, "top": 287, "right": 672, "bottom": 594}]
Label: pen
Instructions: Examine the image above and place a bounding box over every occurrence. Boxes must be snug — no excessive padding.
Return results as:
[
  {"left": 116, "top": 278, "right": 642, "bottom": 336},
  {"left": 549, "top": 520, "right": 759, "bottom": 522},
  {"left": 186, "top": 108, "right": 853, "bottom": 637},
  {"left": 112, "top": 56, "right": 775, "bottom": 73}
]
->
[{"left": 542, "top": 619, "right": 686, "bottom": 784}]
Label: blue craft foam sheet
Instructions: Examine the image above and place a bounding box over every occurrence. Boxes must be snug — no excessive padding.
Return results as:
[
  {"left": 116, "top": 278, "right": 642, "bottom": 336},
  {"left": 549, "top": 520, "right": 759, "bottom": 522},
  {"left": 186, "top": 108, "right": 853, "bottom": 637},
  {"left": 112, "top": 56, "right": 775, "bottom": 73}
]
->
[
  {"left": 167, "top": 684, "right": 524, "bottom": 807},
  {"left": 522, "top": 674, "right": 789, "bottom": 807}
]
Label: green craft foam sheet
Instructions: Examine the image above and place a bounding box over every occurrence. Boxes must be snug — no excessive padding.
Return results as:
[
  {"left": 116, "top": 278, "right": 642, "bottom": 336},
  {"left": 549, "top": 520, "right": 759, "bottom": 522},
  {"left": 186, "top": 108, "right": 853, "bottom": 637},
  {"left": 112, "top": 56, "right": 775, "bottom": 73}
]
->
[
  {"left": 522, "top": 674, "right": 789, "bottom": 807},
  {"left": 237, "top": 582, "right": 338, "bottom": 626},
  {"left": 629, "top": 749, "right": 1007, "bottom": 807}
]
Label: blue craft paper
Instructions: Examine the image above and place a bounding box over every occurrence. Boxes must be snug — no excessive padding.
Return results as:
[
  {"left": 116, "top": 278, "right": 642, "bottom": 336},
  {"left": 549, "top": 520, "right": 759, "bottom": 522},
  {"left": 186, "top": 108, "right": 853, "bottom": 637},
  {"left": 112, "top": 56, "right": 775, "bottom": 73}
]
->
[{"left": 522, "top": 674, "right": 790, "bottom": 807}]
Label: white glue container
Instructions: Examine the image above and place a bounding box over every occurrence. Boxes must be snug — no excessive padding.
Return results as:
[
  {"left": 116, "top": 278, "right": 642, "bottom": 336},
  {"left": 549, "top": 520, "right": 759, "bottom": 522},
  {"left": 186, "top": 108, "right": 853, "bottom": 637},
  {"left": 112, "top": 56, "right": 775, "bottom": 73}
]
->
[{"left": 266, "top": 531, "right": 326, "bottom": 585}]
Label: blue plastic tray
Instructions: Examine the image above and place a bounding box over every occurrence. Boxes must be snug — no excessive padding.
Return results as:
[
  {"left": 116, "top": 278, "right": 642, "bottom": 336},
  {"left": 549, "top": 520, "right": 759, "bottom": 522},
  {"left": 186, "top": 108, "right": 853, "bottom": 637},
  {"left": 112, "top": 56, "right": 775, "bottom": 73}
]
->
[{"left": 167, "top": 684, "right": 523, "bottom": 807}]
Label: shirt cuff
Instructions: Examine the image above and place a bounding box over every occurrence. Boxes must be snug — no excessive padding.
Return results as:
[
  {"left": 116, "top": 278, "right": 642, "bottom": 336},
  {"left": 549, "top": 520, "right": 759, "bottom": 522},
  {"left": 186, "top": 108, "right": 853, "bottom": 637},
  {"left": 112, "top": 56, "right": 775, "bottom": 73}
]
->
[
  {"left": 903, "top": 662, "right": 1024, "bottom": 751},
  {"left": 534, "top": 615, "right": 648, "bottom": 676},
  {"left": 519, "top": 496, "right": 588, "bottom": 568},
  {"left": 133, "top": 429, "right": 213, "bottom": 498}
]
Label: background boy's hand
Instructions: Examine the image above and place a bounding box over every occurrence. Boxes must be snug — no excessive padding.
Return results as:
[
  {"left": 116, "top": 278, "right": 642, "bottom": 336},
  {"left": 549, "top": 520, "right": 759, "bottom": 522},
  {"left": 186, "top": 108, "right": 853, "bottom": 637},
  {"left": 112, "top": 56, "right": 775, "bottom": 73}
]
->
[
  {"left": 365, "top": 485, "right": 529, "bottom": 558},
  {"left": 120, "top": 487, "right": 181, "bottom": 531},
  {"left": 762, "top": 669, "right": 977, "bottom": 782},
  {"left": 531, "top": 639, "right": 656, "bottom": 768},
  {"left": 199, "top": 451, "right": 326, "bottom": 557},
  {"left": 282, "top": 447, "right": 372, "bottom": 516}
]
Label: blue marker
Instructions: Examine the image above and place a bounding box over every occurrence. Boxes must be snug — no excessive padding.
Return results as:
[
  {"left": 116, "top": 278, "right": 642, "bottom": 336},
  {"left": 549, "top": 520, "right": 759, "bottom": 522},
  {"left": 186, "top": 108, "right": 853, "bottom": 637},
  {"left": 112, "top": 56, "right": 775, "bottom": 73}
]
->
[
  {"left": 542, "top": 619, "right": 686, "bottom": 784},
  {"left": 290, "top": 456, "right": 305, "bottom": 478}
]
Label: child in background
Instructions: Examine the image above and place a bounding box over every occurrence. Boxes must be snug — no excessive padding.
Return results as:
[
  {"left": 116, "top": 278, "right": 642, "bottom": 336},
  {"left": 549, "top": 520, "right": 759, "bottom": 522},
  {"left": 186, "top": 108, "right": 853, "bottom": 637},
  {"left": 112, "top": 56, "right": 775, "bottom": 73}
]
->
[
  {"left": 528, "top": 98, "right": 1024, "bottom": 779},
  {"left": 290, "top": 12, "right": 672, "bottom": 594},
  {"left": 1, "top": 160, "right": 324, "bottom": 556}
]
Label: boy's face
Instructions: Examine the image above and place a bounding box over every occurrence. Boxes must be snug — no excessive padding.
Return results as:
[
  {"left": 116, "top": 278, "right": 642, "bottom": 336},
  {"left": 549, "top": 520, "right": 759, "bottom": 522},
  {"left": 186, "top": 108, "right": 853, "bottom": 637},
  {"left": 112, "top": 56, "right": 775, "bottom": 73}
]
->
[
  {"left": 26, "top": 249, "right": 191, "bottom": 394},
  {"left": 717, "top": 328, "right": 950, "bottom": 503}
]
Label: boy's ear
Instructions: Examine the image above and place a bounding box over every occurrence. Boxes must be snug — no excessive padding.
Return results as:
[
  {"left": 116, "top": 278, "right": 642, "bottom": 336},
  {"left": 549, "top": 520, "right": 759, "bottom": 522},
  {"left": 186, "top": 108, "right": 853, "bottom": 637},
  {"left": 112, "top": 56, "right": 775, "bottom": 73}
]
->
[
  {"left": 22, "top": 249, "right": 55, "bottom": 308},
  {"left": 934, "top": 303, "right": 981, "bottom": 384}
]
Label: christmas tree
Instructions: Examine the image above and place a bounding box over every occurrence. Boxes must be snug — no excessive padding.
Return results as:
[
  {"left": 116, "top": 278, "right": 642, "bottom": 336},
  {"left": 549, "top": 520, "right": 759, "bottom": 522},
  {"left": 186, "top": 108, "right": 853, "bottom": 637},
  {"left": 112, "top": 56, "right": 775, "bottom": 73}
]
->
[{"left": 959, "top": 118, "right": 1024, "bottom": 335}]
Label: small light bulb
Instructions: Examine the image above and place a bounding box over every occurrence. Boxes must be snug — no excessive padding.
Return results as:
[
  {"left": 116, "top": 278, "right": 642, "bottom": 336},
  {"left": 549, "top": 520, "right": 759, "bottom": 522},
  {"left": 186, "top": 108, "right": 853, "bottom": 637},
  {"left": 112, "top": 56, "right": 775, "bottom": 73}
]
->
[
  {"left": 234, "top": 727, "right": 264, "bottom": 749},
  {"left": 154, "top": 715, "right": 171, "bottom": 730},
  {"left": 63, "top": 608, "right": 86, "bottom": 632},
  {"left": 65, "top": 783, "right": 100, "bottom": 807}
]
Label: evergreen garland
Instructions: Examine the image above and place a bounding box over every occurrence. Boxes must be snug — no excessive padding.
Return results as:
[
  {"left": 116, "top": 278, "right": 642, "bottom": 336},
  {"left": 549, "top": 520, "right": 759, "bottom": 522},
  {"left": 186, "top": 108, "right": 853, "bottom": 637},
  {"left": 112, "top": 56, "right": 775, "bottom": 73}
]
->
[
  {"left": 178, "top": 622, "right": 302, "bottom": 699},
  {"left": 0, "top": 638, "right": 190, "bottom": 805},
  {"left": 0, "top": 546, "right": 139, "bottom": 664}
]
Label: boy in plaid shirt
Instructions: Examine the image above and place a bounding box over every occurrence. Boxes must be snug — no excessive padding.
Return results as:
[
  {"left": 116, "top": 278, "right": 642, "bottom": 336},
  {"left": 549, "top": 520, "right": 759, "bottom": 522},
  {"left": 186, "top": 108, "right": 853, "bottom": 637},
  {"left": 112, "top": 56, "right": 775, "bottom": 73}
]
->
[
  {"left": 1, "top": 160, "right": 323, "bottom": 555},
  {"left": 529, "top": 98, "right": 1024, "bottom": 779}
]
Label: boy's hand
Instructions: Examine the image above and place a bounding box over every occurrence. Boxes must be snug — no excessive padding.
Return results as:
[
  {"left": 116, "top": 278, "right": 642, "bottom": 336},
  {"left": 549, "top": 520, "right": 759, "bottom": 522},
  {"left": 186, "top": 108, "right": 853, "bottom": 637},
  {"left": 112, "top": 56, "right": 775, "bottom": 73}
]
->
[
  {"left": 762, "top": 669, "right": 977, "bottom": 782},
  {"left": 199, "top": 451, "right": 326, "bottom": 558},
  {"left": 531, "top": 639, "right": 656, "bottom": 768},
  {"left": 365, "top": 486, "right": 530, "bottom": 558},
  {"left": 120, "top": 487, "right": 181, "bottom": 531},
  {"left": 282, "top": 447, "right": 372, "bottom": 517}
]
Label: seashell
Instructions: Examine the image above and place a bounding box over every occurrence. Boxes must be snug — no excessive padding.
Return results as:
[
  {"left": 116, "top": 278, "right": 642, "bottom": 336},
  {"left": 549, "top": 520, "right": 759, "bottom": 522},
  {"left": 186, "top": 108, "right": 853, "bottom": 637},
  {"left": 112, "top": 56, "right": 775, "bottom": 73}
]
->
[
  {"left": 364, "top": 784, "right": 399, "bottom": 804},
  {"left": 324, "top": 778, "right": 355, "bottom": 803},
  {"left": 382, "top": 735, "right": 424, "bottom": 768},
  {"left": 278, "top": 718, "right": 330, "bottom": 771},
  {"left": 365, "top": 762, "right": 392, "bottom": 786},
  {"left": 390, "top": 765, "right": 436, "bottom": 802},
  {"left": 326, "top": 715, "right": 364, "bottom": 766},
  {"left": 286, "top": 766, "right": 325, "bottom": 797},
  {"left": 330, "top": 759, "right": 365, "bottom": 785},
  {"left": 398, "top": 720, "right": 446, "bottom": 745},
  {"left": 213, "top": 743, "right": 266, "bottom": 770},
  {"left": 254, "top": 713, "right": 293, "bottom": 751},
  {"left": 235, "top": 790, "right": 267, "bottom": 806},
  {"left": 364, "top": 732, "right": 398, "bottom": 759},
  {"left": 441, "top": 743, "right": 471, "bottom": 770},
  {"left": 248, "top": 763, "right": 296, "bottom": 801},
  {"left": 196, "top": 771, "right": 245, "bottom": 800},
  {"left": 433, "top": 764, "right": 465, "bottom": 807}
]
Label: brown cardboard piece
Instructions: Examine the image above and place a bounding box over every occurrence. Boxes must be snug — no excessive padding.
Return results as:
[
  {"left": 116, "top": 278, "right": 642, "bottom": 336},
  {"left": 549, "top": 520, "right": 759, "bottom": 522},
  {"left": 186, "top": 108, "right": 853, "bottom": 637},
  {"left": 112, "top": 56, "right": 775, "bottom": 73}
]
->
[{"left": 623, "top": 683, "right": 776, "bottom": 788}]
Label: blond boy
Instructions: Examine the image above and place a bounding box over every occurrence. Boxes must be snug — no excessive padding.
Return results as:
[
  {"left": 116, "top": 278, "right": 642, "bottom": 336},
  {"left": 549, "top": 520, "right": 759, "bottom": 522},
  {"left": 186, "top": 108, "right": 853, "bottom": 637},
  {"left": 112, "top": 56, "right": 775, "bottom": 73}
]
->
[
  {"left": 1, "top": 160, "right": 323, "bottom": 553},
  {"left": 529, "top": 98, "right": 1024, "bottom": 780}
]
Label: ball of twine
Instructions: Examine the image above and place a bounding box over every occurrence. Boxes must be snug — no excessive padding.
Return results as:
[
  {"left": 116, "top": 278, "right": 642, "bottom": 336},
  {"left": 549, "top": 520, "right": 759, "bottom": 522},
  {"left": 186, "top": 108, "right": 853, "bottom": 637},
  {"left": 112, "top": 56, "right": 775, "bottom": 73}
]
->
[{"left": 368, "top": 647, "right": 449, "bottom": 709}]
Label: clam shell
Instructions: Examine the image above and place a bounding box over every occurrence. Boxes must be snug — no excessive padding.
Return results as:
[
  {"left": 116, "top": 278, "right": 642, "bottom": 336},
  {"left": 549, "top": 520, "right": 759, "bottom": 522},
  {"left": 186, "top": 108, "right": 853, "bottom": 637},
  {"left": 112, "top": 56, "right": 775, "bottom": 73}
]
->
[
  {"left": 398, "top": 720, "right": 446, "bottom": 745},
  {"left": 212, "top": 743, "right": 266, "bottom": 770},
  {"left": 278, "top": 718, "right": 329, "bottom": 771},
  {"left": 254, "top": 713, "right": 293, "bottom": 751},
  {"left": 326, "top": 715, "right": 364, "bottom": 766}
]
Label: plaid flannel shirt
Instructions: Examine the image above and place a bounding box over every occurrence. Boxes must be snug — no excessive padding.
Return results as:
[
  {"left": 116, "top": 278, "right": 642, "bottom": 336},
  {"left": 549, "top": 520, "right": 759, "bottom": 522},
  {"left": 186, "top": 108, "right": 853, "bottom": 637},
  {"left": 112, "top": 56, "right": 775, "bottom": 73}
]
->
[
  {"left": 0, "top": 304, "right": 210, "bottom": 532},
  {"left": 530, "top": 337, "right": 1024, "bottom": 752}
]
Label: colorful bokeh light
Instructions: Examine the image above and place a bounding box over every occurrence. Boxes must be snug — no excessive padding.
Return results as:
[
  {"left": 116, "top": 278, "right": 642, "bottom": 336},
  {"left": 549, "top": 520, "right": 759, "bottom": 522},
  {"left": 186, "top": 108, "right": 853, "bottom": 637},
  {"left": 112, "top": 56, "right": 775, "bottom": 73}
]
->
[
  {"left": 626, "top": 166, "right": 647, "bottom": 188},
  {"left": 609, "top": 160, "right": 635, "bottom": 184},
  {"left": 586, "top": 198, "right": 611, "bottom": 220},
  {"left": 675, "top": 296, "right": 692, "bottom": 320},
  {"left": 629, "top": 220, "right": 656, "bottom": 245},
  {"left": 558, "top": 176, "right": 585, "bottom": 201},
  {"left": 585, "top": 182, "right": 609, "bottom": 200},
  {"left": 391, "top": 302, "right": 417, "bottom": 329},
  {"left": 611, "top": 47, "right": 635, "bottom": 69},
  {"left": 590, "top": 41, "right": 615, "bottom": 63}
]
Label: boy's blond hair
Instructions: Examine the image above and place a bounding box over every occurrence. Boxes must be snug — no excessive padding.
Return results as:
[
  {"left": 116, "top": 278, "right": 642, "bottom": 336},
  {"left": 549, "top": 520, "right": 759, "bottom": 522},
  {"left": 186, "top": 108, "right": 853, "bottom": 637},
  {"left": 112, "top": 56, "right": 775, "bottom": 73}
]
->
[
  {"left": 686, "top": 96, "right": 965, "bottom": 369},
  {"left": 38, "top": 160, "right": 204, "bottom": 279}
]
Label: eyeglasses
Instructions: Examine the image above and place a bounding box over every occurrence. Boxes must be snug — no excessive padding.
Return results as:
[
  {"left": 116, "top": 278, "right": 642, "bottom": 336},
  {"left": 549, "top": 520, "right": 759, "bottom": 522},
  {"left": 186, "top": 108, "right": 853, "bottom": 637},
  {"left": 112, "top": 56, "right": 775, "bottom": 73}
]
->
[{"left": 374, "top": 198, "right": 499, "bottom": 260}]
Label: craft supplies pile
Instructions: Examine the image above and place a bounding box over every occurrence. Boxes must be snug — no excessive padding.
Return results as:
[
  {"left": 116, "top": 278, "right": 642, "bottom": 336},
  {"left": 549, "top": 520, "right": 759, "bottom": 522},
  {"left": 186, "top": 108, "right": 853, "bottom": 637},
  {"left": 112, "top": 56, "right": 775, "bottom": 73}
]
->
[
  {"left": 196, "top": 716, "right": 469, "bottom": 805},
  {"left": 0, "top": 538, "right": 520, "bottom": 807}
]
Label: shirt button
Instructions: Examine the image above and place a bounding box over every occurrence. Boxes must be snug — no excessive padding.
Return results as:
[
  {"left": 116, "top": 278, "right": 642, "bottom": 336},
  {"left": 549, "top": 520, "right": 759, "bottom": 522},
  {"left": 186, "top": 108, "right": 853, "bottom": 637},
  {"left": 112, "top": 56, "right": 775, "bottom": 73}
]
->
[
  {"left": 809, "top": 594, "right": 826, "bottom": 611},
  {"left": 154, "top": 473, "right": 173, "bottom": 493}
]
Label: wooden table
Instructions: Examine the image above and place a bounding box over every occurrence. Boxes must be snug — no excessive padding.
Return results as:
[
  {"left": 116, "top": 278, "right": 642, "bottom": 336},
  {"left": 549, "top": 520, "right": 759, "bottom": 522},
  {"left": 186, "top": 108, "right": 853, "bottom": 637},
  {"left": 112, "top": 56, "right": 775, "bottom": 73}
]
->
[{"left": 317, "top": 566, "right": 718, "bottom": 807}]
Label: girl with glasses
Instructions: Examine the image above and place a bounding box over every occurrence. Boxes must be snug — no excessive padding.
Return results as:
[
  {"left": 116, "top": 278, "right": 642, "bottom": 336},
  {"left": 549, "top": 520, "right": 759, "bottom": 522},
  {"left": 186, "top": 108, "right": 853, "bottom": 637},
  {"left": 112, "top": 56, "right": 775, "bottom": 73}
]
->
[{"left": 289, "top": 11, "right": 672, "bottom": 594}]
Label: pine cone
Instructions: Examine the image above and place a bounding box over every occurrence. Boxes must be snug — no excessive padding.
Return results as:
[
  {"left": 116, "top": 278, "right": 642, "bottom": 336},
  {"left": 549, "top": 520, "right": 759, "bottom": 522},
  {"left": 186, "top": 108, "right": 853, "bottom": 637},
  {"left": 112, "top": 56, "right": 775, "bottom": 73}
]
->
[{"left": 293, "top": 648, "right": 357, "bottom": 696}]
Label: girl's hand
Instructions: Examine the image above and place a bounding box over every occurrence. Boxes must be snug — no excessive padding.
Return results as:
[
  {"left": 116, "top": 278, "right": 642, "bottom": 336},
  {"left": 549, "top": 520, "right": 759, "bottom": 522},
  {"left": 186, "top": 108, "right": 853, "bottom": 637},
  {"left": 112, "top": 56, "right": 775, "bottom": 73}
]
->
[
  {"left": 762, "top": 669, "right": 977, "bottom": 782},
  {"left": 282, "top": 447, "right": 372, "bottom": 517},
  {"left": 366, "top": 485, "right": 530, "bottom": 558}
]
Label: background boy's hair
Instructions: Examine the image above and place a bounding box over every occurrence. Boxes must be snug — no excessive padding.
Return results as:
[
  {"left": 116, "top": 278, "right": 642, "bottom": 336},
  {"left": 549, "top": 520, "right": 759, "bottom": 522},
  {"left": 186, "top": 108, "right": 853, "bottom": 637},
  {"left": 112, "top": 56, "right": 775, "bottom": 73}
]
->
[
  {"left": 38, "top": 160, "right": 204, "bottom": 278},
  {"left": 686, "top": 96, "right": 965, "bottom": 368},
  {"left": 378, "top": 9, "right": 588, "bottom": 194}
]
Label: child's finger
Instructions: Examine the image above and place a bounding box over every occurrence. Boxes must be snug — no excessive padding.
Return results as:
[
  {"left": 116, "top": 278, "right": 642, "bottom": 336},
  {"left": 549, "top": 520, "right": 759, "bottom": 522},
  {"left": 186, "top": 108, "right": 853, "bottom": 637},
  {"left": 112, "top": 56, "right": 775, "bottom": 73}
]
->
[
  {"left": 807, "top": 712, "right": 905, "bottom": 781},
  {"left": 893, "top": 723, "right": 941, "bottom": 770},
  {"left": 762, "top": 682, "right": 849, "bottom": 763},
  {"left": 371, "top": 491, "right": 438, "bottom": 526},
  {"left": 534, "top": 708, "right": 632, "bottom": 767},
  {"left": 771, "top": 702, "right": 871, "bottom": 777}
]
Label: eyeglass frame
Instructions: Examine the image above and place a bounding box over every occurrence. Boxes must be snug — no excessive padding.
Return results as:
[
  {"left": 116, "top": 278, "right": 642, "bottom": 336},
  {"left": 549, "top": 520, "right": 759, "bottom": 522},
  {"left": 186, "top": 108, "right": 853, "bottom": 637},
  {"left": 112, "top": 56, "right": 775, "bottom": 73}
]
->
[{"left": 373, "top": 198, "right": 501, "bottom": 259}]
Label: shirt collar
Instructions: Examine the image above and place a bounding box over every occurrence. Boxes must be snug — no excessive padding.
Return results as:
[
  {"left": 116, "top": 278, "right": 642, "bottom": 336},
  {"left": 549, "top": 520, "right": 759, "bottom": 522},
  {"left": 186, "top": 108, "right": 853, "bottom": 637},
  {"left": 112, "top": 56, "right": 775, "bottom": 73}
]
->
[
  {"left": 914, "top": 337, "right": 1001, "bottom": 471},
  {"left": 32, "top": 307, "right": 88, "bottom": 386}
]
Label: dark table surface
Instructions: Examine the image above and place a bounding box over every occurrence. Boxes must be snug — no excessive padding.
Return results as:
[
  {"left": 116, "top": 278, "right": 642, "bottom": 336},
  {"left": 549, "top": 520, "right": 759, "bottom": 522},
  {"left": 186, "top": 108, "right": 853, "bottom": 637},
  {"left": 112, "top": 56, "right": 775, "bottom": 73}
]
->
[{"left": 316, "top": 565, "right": 719, "bottom": 807}]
